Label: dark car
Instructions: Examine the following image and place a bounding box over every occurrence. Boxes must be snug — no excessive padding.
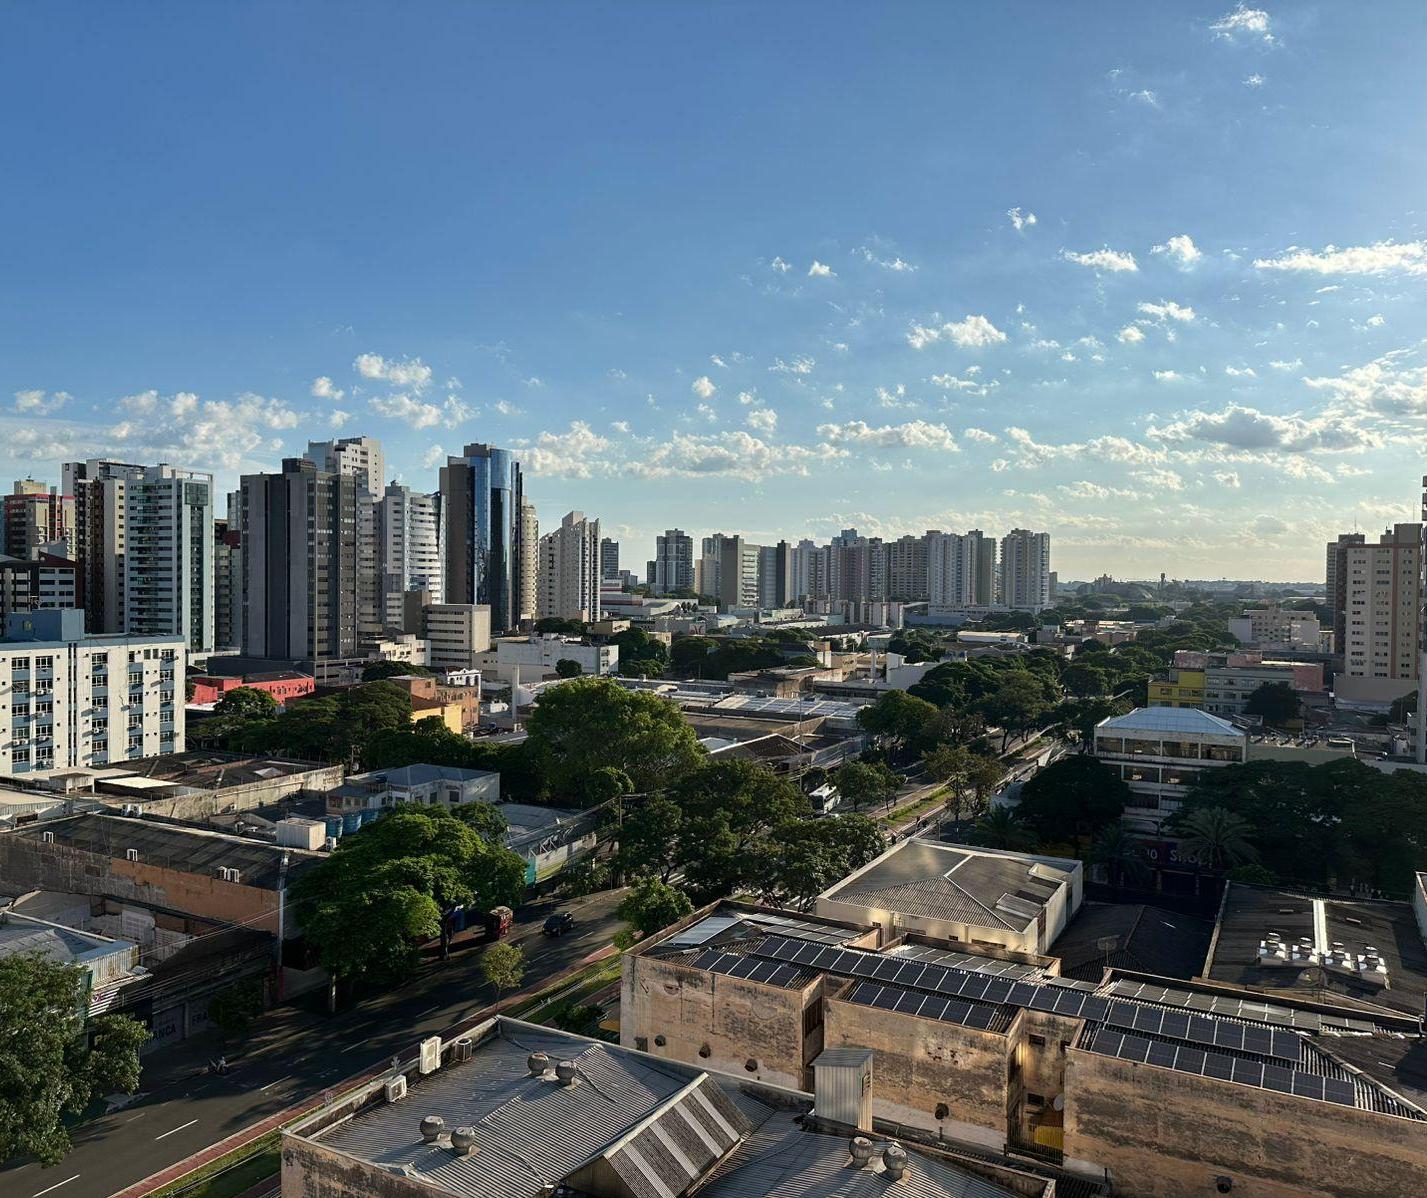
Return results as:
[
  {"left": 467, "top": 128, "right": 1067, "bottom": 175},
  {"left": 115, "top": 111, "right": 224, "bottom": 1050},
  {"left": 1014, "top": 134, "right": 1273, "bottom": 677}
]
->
[{"left": 542, "top": 912, "right": 576, "bottom": 936}]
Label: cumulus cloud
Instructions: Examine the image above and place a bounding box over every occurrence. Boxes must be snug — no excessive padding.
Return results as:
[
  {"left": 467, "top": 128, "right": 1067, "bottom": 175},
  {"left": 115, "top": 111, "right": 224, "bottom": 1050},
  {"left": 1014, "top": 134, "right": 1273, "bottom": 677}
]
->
[
  {"left": 1062, "top": 248, "right": 1138, "bottom": 272},
  {"left": 354, "top": 353, "right": 434, "bottom": 390},
  {"left": 329, "top": 409, "right": 351, "bottom": 428},
  {"left": 1117, "top": 325, "right": 1146, "bottom": 344},
  {"left": 1253, "top": 241, "right": 1427, "bottom": 277},
  {"left": 1131, "top": 467, "right": 1185, "bottom": 491},
  {"left": 906, "top": 314, "right": 1007, "bottom": 350},
  {"left": 963, "top": 427, "right": 998, "bottom": 443},
  {"left": 1211, "top": 5, "right": 1273, "bottom": 42},
  {"left": 311, "top": 376, "right": 344, "bottom": 401},
  {"left": 1153, "top": 370, "right": 1191, "bottom": 383},
  {"left": 691, "top": 376, "right": 717, "bottom": 400},
  {"left": 768, "top": 356, "right": 815, "bottom": 376},
  {"left": 1007, "top": 207, "right": 1038, "bottom": 232},
  {"left": 1213, "top": 470, "right": 1242, "bottom": 488},
  {"left": 746, "top": 407, "right": 778, "bottom": 434},
  {"left": 108, "top": 391, "right": 300, "bottom": 473},
  {"left": 14, "top": 389, "right": 70, "bottom": 414},
  {"left": 1149, "top": 404, "right": 1375, "bottom": 453},
  {"left": 770, "top": 256, "right": 792, "bottom": 273},
  {"left": 1301, "top": 356, "right": 1427, "bottom": 416},
  {"left": 808, "top": 260, "right": 835, "bottom": 278},
  {"left": 493, "top": 399, "right": 520, "bottom": 417},
  {"left": 421, "top": 445, "right": 446, "bottom": 469},
  {"left": 816, "top": 420, "right": 960, "bottom": 452},
  {"left": 520, "top": 421, "right": 612, "bottom": 478},
  {"left": 1138, "top": 300, "right": 1196, "bottom": 323},
  {"left": 1245, "top": 73, "right": 1265, "bottom": 87},
  {"left": 1224, "top": 365, "right": 1257, "bottom": 378},
  {"left": 369, "top": 393, "right": 470, "bottom": 430},
  {"left": 630, "top": 431, "right": 848, "bottom": 481},
  {"left": 857, "top": 247, "right": 916, "bottom": 272}
]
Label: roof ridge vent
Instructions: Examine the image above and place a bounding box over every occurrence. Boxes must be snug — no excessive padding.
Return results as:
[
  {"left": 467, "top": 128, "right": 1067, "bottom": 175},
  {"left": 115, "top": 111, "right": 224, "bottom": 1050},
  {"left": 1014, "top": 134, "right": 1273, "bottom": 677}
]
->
[
  {"left": 527, "top": 1051, "right": 550, "bottom": 1077},
  {"left": 554, "top": 1059, "right": 579, "bottom": 1086},
  {"left": 882, "top": 1143, "right": 908, "bottom": 1181}
]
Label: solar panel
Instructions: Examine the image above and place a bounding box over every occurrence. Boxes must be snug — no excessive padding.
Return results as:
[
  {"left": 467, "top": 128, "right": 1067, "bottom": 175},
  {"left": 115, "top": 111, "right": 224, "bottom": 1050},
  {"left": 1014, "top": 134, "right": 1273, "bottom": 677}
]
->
[
  {"left": 1147, "top": 1042, "right": 1178, "bottom": 1069},
  {"left": 1119, "top": 1035, "right": 1151, "bottom": 1063},
  {"left": 962, "top": 974, "right": 991, "bottom": 1000},
  {"left": 1323, "top": 1078, "right": 1357, "bottom": 1107},
  {"left": 963, "top": 1005, "right": 1000, "bottom": 1031},
  {"left": 1213, "top": 1023, "right": 1245, "bottom": 1052},
  {"left": 1132, "top": 1007, "right": 1163, "bottom": 1035},
  {"left": 1242, "top": 1026, "right": 1275, "bottom": 1057},
  {"left": 871, "top": 988, "right": 901, "bottom": 1011},
  {"left": 893, "top": 990, "right": 926, "bottom": 1015},
  {"left": 1261, "top": 1064, "right": 1294, "bottom": 1093},
  {"left": 1292, "top": 1074, "right": 1325, "bottom": 1101},
  {"left": 1269, "top": 1030, "right": 1302, "bottom": 1062},
  {"left": 726, "top": 956, "right": 761, "bottom": 979},
  {"left": 1160, "top": 1011, "right": 1191, "bottom": 1041},
  {"left": 919, "top": 996, "right": 950, "bottom": 1021},
  {"left": 1202, "top": 1053, "right": 1234, "bottom": 1081},
  {"left": 1176, "top": 1046, "right": 1206, "bottom": 1074},
  {"left": 1232, "top": 1059, "right": 1264, "bottom": 1087},
  {"left": 982, "top": 978, "right": 1013, "bottom": 1003}
]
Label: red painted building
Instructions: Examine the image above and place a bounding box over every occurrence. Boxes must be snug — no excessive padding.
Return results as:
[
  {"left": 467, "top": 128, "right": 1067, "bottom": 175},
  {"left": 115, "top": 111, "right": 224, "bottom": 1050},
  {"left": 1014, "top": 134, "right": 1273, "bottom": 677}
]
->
[{"left": 189, "top": 671, "right": 315, "bottom": 706}]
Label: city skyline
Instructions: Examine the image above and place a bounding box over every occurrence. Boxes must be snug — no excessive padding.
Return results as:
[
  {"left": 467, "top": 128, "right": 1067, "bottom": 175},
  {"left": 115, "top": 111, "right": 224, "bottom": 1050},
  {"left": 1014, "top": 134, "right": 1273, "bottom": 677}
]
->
[{"left": 3, "top": 3, "right": 1426, "bottom": 580}]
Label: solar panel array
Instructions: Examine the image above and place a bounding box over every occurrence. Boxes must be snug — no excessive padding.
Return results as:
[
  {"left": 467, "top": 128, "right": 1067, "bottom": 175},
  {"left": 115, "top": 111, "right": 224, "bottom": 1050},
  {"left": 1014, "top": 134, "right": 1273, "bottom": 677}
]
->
[
  {"left": 1087, "top": 1028, "right": 1357, "bottom": 1107},
  {"left": 843, "top": 980, "right": 1005, "bottom": 1031},
  {"left": 687, "top": 948, "right": 815, "bottom": 989},
  {"left": 889, "top": 942, "right": 1044, "bottom": 980},
  {"left": 1096, "top": 999, "right": 1303, "bottom": 1063},
  {"left": 1108, "top": 979, "right": 1323, "bottom": 1032}
]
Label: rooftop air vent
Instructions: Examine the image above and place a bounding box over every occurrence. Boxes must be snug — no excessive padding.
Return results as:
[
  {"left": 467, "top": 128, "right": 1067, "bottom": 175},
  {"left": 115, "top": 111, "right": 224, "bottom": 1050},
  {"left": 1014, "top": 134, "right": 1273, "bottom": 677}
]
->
[
  {"left": 452, "top": 1037, "right": 474, "bottom": 1063},
  {"left": 419, "top": 1116, "right": 444, "bottom": 1143},
  {"left": 882, "top": 1144, "right": 908, "bottom": 1181},
  {"left": 849, "top": 1137, "right": 874, "bottom": 1167},
  {"left": 554, "top": 1060, "right": 578, "bottom": 1086},
  {"left": 449, "top": 1127, "right": 476, "bottom": 1157},
  {"left": 527, "top": 1052, "right": 550, "bottom": 1077}
]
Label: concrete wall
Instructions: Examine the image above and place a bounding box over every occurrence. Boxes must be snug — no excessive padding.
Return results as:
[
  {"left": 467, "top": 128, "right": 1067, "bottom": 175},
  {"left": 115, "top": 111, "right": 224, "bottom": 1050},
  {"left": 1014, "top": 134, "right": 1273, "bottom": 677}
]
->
[
  {"left": 1063, "top": 1048, "right": 1427, "bottom": 1198},
  {"left": 0, "top": 833, "right": 284, "bottom": 934},
  {"left": 821, "top": 994, "right": 1010, "bottom": 1149},
  {"left": 620, "top": 954, "right": 813, "bottom": 1090},
  {"left": 282, "top": 1134, "right": 433, "bottom": 1198},
  {"left": 108, "top": 763, "right": 345, "bottom": 822}
]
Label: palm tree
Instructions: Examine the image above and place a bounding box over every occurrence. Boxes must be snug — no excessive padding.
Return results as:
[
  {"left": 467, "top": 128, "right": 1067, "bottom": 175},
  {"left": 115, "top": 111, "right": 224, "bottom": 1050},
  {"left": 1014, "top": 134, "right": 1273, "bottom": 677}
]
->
[
  {"left": 970, "top": 806, "right": 1037, "bottom": 852},
  {"left": 1089, "top": 823, "right": 1152, "bottom": 890},
  {"left": 1177, "top": 807, "right": 1258, "bottom": 872}
]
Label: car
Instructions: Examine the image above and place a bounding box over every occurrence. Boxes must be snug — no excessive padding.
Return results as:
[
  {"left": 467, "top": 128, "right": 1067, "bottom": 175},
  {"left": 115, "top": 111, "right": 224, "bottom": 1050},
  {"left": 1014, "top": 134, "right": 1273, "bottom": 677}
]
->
[{"left": 542, "top": 912, "right": 576, "bottom": 936}]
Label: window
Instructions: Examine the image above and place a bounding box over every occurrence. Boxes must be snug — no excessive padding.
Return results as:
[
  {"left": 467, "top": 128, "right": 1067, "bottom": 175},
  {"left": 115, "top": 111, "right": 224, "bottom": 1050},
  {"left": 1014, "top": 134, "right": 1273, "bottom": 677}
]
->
[
  {"left": 1028, "top": 1034, "right": 1046, "bottom": 1047},
  {"left": 1026, "top": 1093, "right": 1045, "bottom": 1109}
]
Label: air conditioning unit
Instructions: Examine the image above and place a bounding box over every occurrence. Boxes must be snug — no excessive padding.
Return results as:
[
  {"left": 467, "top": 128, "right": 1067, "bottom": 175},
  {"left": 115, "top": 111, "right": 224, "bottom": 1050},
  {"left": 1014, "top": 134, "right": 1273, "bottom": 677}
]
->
[
  {"left": 125, "top": 848, "right": 139, "bottom": 862},
  {"left": 384, "top": 1075, "right": 407, "bottom": 1103},
  {"left": 41, "top": 830, "right": 54, "bottom": 843},
  {"left": 419, "top": 1036, "right": 441, "bottom": 1075}
]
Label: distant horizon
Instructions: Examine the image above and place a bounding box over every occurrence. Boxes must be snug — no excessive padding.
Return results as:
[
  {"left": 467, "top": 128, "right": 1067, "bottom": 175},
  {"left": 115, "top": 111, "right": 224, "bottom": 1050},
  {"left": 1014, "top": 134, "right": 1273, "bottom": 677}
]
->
[{"left": 3, "top": 2, "right": 1425, "bottom": 580}]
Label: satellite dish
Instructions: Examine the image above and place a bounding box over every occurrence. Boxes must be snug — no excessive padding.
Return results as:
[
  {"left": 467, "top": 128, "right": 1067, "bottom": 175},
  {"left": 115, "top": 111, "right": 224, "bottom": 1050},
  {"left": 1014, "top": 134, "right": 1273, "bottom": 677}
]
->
[{"left": 1052, "top": 1095, "right": 1064, "bottom": 1111}]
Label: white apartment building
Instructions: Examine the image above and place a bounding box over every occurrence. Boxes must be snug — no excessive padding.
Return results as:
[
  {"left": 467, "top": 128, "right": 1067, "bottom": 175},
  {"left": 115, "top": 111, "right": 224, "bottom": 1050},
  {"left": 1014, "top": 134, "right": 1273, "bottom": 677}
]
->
[
  {"left": 62, "top": 460, "right": 213, "bottom": 653},
  {"left": 519, "top": 499, "right": 539, "bottom": 624},
  {"left": 378, "top": 483, "right": 443, "bottom": 622},
  {"left": 1336, "top": 523, "right": 1422, "bottom": 705},
  {"left": 473, "top": 635, "right": 618, "bottom": 682},
  {"left": 1093, "top": 707, "right": 1247, "bottom": 833},
  {"left": 304, "top": 436, "right": 385, "bottom": 495},
  {"left": 928, "top": 532, "right": 979, "bottom": 606},
  {"left": 1227, "top": 604, "right": 1324, "bottom": 650},
  {"left": 422, "top": 603, "right": 493, "bottom": 672},
  {"left": 538, "top": 511, "right": 602, "bottom": 623},
  {"left": 0, "top": 610, "right": 184, "bottom": 776},
  {"left": 649, "top": 529, "right": 694, "bottom": 594},
  {"left": 998, "top": 528, "right": 1051, "bottom": 611},
  {"left": 305, "top": 437, "right": 385, "bottom": 639}
]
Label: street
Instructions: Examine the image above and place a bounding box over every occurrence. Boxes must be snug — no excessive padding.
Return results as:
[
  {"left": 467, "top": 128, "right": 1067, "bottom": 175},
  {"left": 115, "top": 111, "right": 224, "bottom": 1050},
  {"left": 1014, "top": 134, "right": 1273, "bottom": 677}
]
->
[{"left": 1, "top": 888, "right": 627, "bottom": 1198}]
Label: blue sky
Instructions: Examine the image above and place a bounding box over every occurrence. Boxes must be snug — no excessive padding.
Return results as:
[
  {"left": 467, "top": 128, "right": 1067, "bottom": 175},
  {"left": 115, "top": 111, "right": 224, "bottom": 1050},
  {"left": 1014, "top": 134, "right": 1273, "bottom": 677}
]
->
[{"left": 2, "top": 2, "right": 1425, "bottom": 581}]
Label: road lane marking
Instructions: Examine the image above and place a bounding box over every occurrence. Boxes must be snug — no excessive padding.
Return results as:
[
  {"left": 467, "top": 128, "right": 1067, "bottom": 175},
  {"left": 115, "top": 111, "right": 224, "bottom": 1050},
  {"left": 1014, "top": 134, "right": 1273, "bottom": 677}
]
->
[
  {"left": 259, "top": 1076, "right": 290, "bottom": 1092},
  {"left": 155, "top": 1118, "right": 199, "bottom": 1141},
  {"left": 33, "top": 1175, "right": 80, "bottom": 1197}
]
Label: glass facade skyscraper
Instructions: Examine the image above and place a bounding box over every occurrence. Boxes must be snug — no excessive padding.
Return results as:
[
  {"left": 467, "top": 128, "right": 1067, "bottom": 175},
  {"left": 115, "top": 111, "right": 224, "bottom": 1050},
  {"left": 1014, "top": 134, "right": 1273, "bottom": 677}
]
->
[{"left": 439, "top": 443, "right": 525, "bottom": 631}]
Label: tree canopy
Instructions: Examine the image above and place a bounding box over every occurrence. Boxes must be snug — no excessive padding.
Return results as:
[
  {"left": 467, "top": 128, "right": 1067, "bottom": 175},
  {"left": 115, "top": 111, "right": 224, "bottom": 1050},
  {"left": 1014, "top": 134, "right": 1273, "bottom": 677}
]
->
[
  {"left": 1015, "top": 755, "right": 1130, "bottom": 844},
  {"left": 856, "top": 690, "right": 940, "bottom": 752},
  {"left": 1244, "top": 681, "right": 1301, "bottom": 727},
  {"left": 618, "top": 877, "right": 693, "bottom": 937},
  {"left": 0, "top": 954, "right": 148, "bottom": 1166},
  {"left": 832, "top": 759, "right": 902, "bottom": 813},
  {"left": 362, "top": 660, "right": 433, "bottom": 681}
]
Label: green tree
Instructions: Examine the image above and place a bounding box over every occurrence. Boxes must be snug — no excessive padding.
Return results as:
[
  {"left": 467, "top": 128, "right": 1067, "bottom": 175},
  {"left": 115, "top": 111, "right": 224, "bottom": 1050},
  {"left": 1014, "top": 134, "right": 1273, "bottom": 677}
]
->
[
  {"left": 757, "top": 815, "right": 886, "bottom": 909},
  {"left": 535, "top": 617, "right": 586, "bottom": 636},
  {"left": 977, "top": 673, "right": 1052, "bottom": 751},
  {"left": 232, "top": 681, "right": 413, "bottom": 763},
  {"left": 1052, "top": 696, "right": 1130, "bottom": 750},
  {"left": 361, "top": 723, "right": 544, "bottom": 798},
  {"left": 1176, "top": 806, "right": 1259, "bottom": 872},
  {"left": 451, "top": 801, "right": 508, "bottom": 845},
  {"left": 481, "top": 941, "right": 527, "bottom": 994},
  {"left": 969, "top": 806, "right": 1037, "bottom": 852},
  {"left": 0, "top": 954, "right": 149, "bottom": 1166},
  {"left": 213, "top": 686, "right": 280, "bottom": 718},
  {"left": 554, "top": 658, "right": 583, "bottom": 679},
  {"left": 525, "top": 677, "right": 705, "bottom": 797},
  {"left": 290, "top": 806, "right": 527, "bottom": 998},
  {"left": 856, "top": 690, "right": 940, "bottom": 755},
  {"left": 965, "top": 756, "right": 1006, "bottom": 814},
  {"left": 1016, "top": 756, "right": 1130, "bottom": 844},
  {"left": 207, "top": 979, "right": 265, "bottom": 1042},
  {"left": 612, "top": 627, "right": 670, "bottom": 677},
  {"left": 670, "top": 635, "right": 717, "bottom": 676},
  {"left": 617, "top": 877, "right": 694, "bottom": 937},
  {"left": 1089, "top": 823, "right": 1152, "bottom": 888},
  {"left": 833, "top": 759, "right": 902, "bottom": 813},
  {"left": 362, "top": 660, "right": 433, "bottom": 681},
  {"left": 1061, "top": 663, "right": 1110, "bottom": 698},
  {"left": 1244, "top": 681, "right": 1301, "bottom": 727},
  {"left": 922, "top": 743, "right": 973, "bottom": 819},
  {"left": 616, "top": 794, "right": 685, "bottom": 882}
]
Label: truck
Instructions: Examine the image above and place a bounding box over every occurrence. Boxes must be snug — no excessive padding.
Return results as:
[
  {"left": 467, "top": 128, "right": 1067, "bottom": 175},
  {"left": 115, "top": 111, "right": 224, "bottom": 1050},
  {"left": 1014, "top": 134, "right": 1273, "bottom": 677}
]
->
[{"left": 482, "top": 905, "right": 514, "bottom": 941}]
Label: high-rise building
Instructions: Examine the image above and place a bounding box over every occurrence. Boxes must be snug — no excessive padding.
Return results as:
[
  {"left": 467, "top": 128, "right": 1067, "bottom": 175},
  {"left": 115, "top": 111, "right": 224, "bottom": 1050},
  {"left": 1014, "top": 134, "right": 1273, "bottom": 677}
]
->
[
  {"left": 0, "top": 552, "right": 78, "bottom": 620},
  {"left": 377, "top": 483, "right": 443, "bottom": 624},
  {"left": 791, "top": 539, "right": 828, "bottom": 602},
  {"left": 305, "top": 437, "right": 384, "bottom": 639},
  {"left": 518, "top": 500, "right": 539, "bottom": 624},
  {"left": 757, "top": 542, "right": 795, "bottom": 609},
  {"left": 240, "top": 458, "right": 360, "bottom": 660},
  {"left": 651, "top": 529, "right": 694, "bottom": 594},
  {"left": 968, "top": 530, "right": 997, "bottom": 605},
  {"left": 4, "top": 479, "right": 73, "bottom": 560},
  {"left": 213, "top": 508, "right": 242, "bottom": 653},
  {"left": 828, "top": 529, "right": 886, "bottom": 604},
  {"left": 62, "top": 460, "right": 214, "bottom": 652},
  {"left": 886, "top": 533, "right": 931, "bottom": 602},
  {"left": 1325, "top": 531, "right": 1368, "bottom": 653},
  {"left": 999, "top": 529, "right": 1051, "bottom": 611},
  {"left": 1336, "top": 523, "right": 1422, "bottom": 704},
  {"left": 439, "top": 444, "right": 526, "bottom": 632},
  {"left": 715, "top": 535, "right": 761, "bottom": 609},
  {"left": 599, "top": 537, "right": 620, "bottom": 581},
  {"left": 538, "top": 511, "right": 602, "bottom": 624}
]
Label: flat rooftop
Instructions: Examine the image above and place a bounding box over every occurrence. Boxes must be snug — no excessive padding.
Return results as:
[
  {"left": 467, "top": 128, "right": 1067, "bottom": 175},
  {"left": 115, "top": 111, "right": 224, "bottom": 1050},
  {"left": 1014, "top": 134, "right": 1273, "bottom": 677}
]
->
[
  {"left": 88, "top": 750, "right": 330, "bottom": 798},
  {"left": 294, "top": 1018, "right": 1021, "bottom": 1198},
  {"left": 1205, "top": 883, "right": 1427, "bottom": 1017},
  {"left": 819, "top": 839, "right": 1079, "bottom": 934},
  {"left": 13, "top": 813, "right": 319, "bottom": 889}
]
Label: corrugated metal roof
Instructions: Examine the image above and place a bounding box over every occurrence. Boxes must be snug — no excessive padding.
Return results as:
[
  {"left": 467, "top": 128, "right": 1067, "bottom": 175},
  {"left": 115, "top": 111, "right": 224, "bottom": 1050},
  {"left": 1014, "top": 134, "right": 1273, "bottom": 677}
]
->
[{"left": 1096, "top": 706, "right": 1244, "bottom": 736}]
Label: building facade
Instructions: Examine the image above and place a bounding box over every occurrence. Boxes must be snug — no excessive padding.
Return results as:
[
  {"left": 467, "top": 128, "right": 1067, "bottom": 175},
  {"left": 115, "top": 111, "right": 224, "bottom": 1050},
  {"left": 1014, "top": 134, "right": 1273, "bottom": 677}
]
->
[
  {"left": 0, "top": 552, "right": 78, "bottom": 620},
  {"left": 538, "top": 511, "right": 602, "bottom": 624},
  {"left": 1335, "top": 523, "right": 1422, "bottom": 705},
  {"left": 377, "top": 482, "right": 443, "bottom": 621},
  {"left": 650, "top": 528, "right": 694, "bottom": 594},
  {"left": 4, "top": 479, "right": 73, "bottom": 559},
  {"left": 440, "top": 444, "right": 525, "bottom": 632},
  {"left": 998, "top": 529, "right": 1051, "bottom": 611}
]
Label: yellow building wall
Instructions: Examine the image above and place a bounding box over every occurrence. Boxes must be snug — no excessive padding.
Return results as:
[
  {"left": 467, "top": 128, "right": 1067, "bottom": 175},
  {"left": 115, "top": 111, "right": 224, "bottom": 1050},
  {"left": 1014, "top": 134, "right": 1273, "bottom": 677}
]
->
[{"left": 1147, "top": 670, "right": 1205, "bottom": 708}]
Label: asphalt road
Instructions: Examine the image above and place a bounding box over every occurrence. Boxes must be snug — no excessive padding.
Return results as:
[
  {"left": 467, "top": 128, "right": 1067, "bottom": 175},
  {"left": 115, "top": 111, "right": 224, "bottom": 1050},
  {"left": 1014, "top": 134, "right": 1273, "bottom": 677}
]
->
[{"left": 2, "top": 888, "right": 627, "bottom": 1198}]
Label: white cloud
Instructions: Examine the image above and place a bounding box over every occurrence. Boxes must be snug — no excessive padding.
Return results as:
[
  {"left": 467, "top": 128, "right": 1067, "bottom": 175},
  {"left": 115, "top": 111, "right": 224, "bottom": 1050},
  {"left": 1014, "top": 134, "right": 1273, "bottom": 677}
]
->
[
  {"left": 521, "top": 421, "right": 612, "bottom": 478},
  {"left": 963, "top": 427, "right": 998, "bottom": 443},
  {"left": 1245, "top": 73, "right": 1265, "bottom": 88},
  {"left": 857, "top": 247, "right": 916, "bottom": 272},
  {"left": 1131, "top": 467, "right": 1185, "bottom": 491},
  {"left": 1129, "top": 89, "right": 1159, "bottom": 108},
  {"left": 816, "top": 419, "right": 960, "bottom": 452},
  {"left": 1153, "top": 370, "right": 1190, "bottom": 383},
  {"left": 1149, "top": 403, "right": 1375, "bottom": 453},
  {"left": 695, "top": 402, "right": 717, "bottom": 423},
  {"left": 747, "top": 407, "right": 778, "bottom": 434},
  {"left": 14, "top": 389, "right": 70, "bottom": 414},
  {"left": 769, "top": 356, "right": 815, "bottom": 376},
  {"left": 1062, "top": 248, "right": 1138, "bottom": 272},
  {"left": 737, "top": 391, "right": 757, "bottom": 406},
  {"left": 1268, "top": 358, "right": 1302, "bottom": 371},
  {"left": 1211, "top": 5, "right": 1273, "bottom": 42},
  {"left": 808, "top": 260, "right": 835, "bottom": 278},
  {"left": 1213, "top": 470, "right": 1242, "bottom": 488},
  {"left": 611, "top": 420, "right": 631, "bottom": 434},
  {"left": 421, "top": 445, "right": 446, "bottom": 469},
  {"left": 354, "top": 353, "right": 433, "bottom": 390},
  {"left": 1138, "top": 300, "right": 1196, "bottom": 323},
  {"left": 1301, "top": 355, "right": 1427, "bottom": 417},
  {"left": 1117, "top": 325, "right": 1146, "bottom": 344},
  {"left": 1365, "top": 314, "right": 1386, "bottom": 328},
  {"left": 709, "top": 355, "right": 727, "bottom": 368},
  {"left": 691, "top": 375, "right": 717, "bottom": 400},
  {"left": 770, "top": 256, "right": 792, "bottom": 273},
  {"left": 329, "top": 409, "right": 351, "bottom": 428},
  {"left": 1007, "top": 207, "right": 1038, "bottom": 232},
  {"left": 310, "top": 376, "right": 344, "bottom": 401},
  {"left": 523, "top": 376, "right": 543, "bottom": 387},
  {"left": 368, "top": 393, "right": 469, "bottom": 430},
  {"left": 906, "top": 314, "right": 1008, "bottom": 350},
  {"left": 493, "top": 400, "right": 520, "bottom": 417},
  {"left": 630, "top": 431, "right": 848, "bottom": 481},
  {"left": 1253, "top": 241, "right": 1427, "bottom": 277},
  {"left": 1224, "top": 365, "right": 1257, "bottom": 378}
]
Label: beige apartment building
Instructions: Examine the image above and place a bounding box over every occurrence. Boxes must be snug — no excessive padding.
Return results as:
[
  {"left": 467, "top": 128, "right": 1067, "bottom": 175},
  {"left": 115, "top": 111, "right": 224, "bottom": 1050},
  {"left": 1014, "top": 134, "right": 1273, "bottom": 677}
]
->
[{"left": 1332, "top": 522, "right": 1422, "bottom": 705}]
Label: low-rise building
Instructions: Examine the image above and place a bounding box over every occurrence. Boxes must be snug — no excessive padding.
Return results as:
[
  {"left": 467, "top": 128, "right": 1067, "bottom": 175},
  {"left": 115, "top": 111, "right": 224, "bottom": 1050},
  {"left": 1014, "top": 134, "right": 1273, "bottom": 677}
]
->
[
  {"left": 1148, "top": 650, "right": 1324, "bottom": 716},
  {"left": 421, "top": 602, "right": 492, "bottom": 672},
  {"left": 326, "top": 764, "right": 500, "bottom": 815},
  {"left": 1093, "top": 707, "right": 1247, "bottom": 832},
  {"left": 475, "top": 634, "right": 618, "bottom": 682},
  {"left": 1228, "top": 604, "right": 1325, "bottom": 650},
  {"left": 816, "top": 839, "right": 1082, "bottom": 956},
  {"left": 0, "top": 907, "right": 138, "bottom": 1014},
  {"left": 188, "top": 670, "right": 315, "bottom": 707}
]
